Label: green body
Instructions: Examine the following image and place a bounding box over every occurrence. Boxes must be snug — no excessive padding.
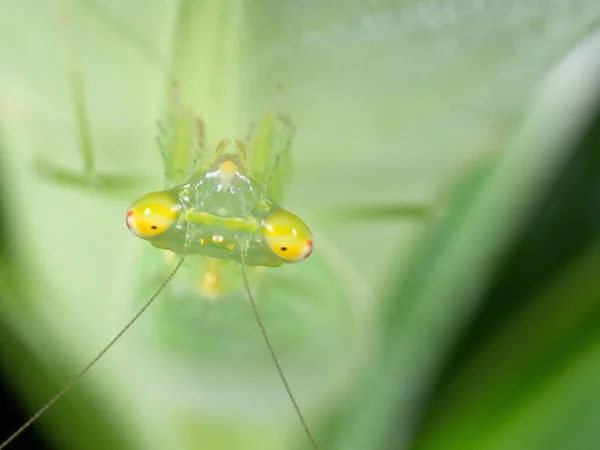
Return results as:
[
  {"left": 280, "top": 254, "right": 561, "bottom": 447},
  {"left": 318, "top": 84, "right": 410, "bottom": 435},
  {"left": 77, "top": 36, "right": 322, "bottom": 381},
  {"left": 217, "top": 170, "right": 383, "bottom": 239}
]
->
[
  {"left": 150, "top": 147, "right": 286, "bottom": 267},
  {"left": 150, "top": 86, "right": 296, "bottom": 269}
]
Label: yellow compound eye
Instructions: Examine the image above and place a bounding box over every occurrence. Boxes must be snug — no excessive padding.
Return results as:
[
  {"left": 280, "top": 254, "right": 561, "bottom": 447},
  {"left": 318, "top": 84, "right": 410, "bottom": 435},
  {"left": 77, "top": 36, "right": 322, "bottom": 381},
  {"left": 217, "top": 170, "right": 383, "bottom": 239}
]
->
[
  {"left": 262, "top": 209, "right": 313, "bottom": 263},
  {"left": 126, "top": 191, "right": 182, "bottom": 240}
]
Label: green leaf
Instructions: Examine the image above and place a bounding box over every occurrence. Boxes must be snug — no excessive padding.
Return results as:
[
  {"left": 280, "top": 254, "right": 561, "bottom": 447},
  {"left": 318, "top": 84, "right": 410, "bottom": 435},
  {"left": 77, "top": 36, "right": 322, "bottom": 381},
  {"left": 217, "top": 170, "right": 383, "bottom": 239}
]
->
[
  {"left": 318, "top": 26, "right": 600, "bottom": 450},
  {"left": 411, "top": 40, "right": 600, "bottom": 450}
]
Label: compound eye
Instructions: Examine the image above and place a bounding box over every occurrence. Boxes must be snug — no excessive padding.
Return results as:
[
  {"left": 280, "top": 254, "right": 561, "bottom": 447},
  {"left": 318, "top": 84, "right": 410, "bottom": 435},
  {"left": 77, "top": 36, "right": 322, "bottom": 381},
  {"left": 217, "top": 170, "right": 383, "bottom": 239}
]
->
[
  {"left": 262, "top": 209, "right": 313, "bottom": 263},
  {"left": 126, "top": 191, "right": 182, "bottom": 240}
]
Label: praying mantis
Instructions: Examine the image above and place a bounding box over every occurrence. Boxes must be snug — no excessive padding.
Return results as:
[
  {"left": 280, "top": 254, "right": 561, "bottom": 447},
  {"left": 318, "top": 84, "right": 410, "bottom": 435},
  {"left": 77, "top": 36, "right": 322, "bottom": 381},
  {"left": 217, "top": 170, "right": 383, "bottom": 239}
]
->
[
  {"left": 0, "top": 81, "right": 325, "bottom": 450},
  {"left": 0, "top": 2, "right": 377, "bottom": 449}
]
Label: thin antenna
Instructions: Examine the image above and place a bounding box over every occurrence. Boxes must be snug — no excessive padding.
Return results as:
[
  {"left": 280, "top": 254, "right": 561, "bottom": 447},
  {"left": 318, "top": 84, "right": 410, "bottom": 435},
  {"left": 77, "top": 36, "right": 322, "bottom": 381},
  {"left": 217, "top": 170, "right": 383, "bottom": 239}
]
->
[
  {"left": 0, "top": 232, "right": 190, "bottom": 450},
  {"left": 240, "top": 254, "right": 319, "bottom": 450}
]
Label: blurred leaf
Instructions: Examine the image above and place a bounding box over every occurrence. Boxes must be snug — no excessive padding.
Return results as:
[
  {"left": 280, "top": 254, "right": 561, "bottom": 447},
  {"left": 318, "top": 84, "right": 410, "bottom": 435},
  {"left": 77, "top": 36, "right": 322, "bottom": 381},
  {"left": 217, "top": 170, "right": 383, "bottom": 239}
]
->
[
  {"left": 411, "top": 37, "right": 600, "bottom": 450},
  {"left": 319, "top": 26, "right": 600, "bottom": 450},
  {"left": 0, "top": 129, "right": 134, "bottom": 450}
]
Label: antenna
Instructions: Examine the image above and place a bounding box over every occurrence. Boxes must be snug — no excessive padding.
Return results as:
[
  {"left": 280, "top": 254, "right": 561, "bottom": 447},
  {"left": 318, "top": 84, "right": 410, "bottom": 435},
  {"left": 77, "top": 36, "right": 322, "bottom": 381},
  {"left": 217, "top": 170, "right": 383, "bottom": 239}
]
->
[
  {"left": 0, "top": 233, "right": 190, "bottom": 450},
  {"left": 240, "top": 254, "right": 319, "bottom": 450}
]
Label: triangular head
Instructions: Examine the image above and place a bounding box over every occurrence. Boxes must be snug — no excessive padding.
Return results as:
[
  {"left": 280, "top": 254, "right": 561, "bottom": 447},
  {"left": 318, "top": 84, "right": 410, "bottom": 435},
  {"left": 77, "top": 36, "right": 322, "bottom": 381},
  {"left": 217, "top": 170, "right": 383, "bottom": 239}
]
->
[{"left": 126, "top": 140, "right": 313, "bottom": 267}]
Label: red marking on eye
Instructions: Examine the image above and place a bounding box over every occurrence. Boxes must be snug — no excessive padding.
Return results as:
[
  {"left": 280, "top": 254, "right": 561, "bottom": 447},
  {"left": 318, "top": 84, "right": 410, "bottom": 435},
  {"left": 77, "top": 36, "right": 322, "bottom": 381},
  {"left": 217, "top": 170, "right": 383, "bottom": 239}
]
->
[
  {"left": 126, "top": 209, "right": 134, "bottom": 231},
  {"left": 304, "top": 239, "right": 313, "bottom": 259}
]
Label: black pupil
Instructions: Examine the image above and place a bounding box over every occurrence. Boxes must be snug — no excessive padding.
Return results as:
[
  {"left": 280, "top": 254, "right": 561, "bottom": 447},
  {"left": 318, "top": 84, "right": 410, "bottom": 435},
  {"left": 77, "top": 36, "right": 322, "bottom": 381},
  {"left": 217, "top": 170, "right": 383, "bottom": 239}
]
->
[
  {"left": 281, "top": 247, "right": 287, "bottom": 251},
  {"left": 151, "top": 225, "right": 157, "bottom": 230}
]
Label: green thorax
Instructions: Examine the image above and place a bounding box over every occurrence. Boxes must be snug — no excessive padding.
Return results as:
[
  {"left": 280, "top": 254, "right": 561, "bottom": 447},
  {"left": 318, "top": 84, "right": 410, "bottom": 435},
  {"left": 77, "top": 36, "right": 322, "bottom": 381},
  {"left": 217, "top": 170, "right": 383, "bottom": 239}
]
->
[{"left": 149, "top": 151, "right": 284, "bottom": 267}]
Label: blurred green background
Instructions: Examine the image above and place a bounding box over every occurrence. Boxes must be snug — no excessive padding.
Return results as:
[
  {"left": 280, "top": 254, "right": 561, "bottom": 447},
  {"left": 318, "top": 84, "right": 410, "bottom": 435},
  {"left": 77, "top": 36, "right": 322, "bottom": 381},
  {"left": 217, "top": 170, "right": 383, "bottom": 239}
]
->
[{"left": 1, "top": 1, "right": 600, "bottom": 449}]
